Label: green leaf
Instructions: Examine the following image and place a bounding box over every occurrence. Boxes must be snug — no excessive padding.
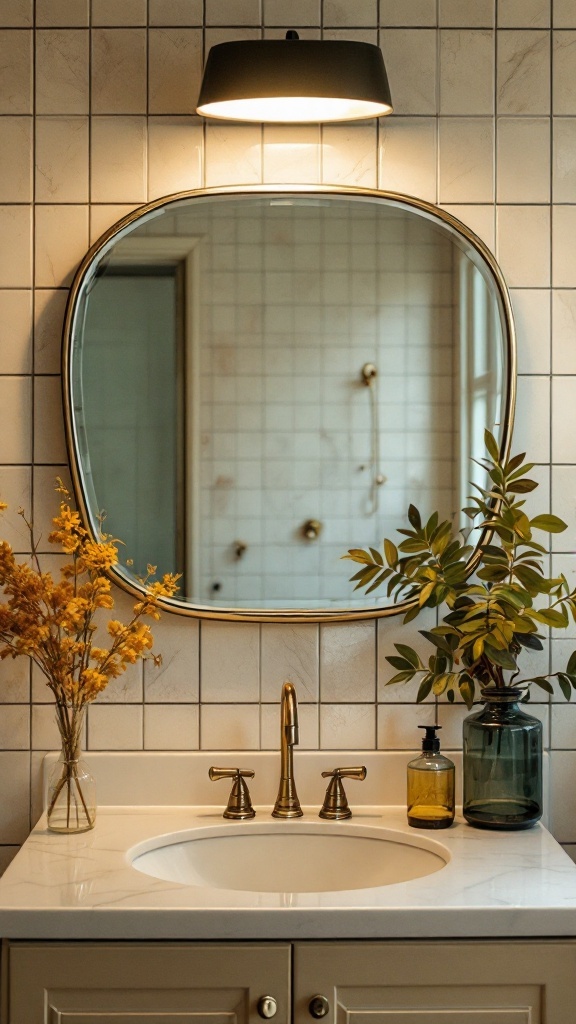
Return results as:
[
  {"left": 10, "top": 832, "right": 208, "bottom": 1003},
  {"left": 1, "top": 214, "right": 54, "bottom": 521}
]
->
[
  {"left": 369, "top": 547, "right": 384, "bottom": 566},
  {"left": 505, "top": 451, "right": 527, "bottom": 474},
  {"left": 416, "top": 676, "right": 433, "bottom": 703},
  {"left": 459, "top": 675, "right": 475, "bottom": 709},
  {"left": 484, "top": 429, "right": 500, "bottom": 461},
  {"left": 567, "top": 650, "right": 576, "bottom": 677},
  {"left": 386, "top": 655, "right": 416, "bottom": 672},
  {"left": 529, "top": 514, "right": 568, "bottom": 534},
  {"left": 384, "top": 538, "right": 398, "bottom": 567},
  {"left": 395, "top": 643, "right": 421, "bottom": 669},
  {"left": 408, "top": 504, "right": 421, "bottom": 529},
  {"left": 508, "top": 478, "right": 538, "bottom": 494},
  {"left": 557, "top": 673, "right": 572, "bottom": 701},
  {"left": 529, "top": 607, "right": 569, "bottom": 628},
  {"left": 531, "top": 676, "right": 555, "bottom": 694},
  {"left": 403, "top": 602, "right": 422, "bottom": 624},
  {"left": 385, "top": 670, "right": 414, "bottom": 686},
  {"left": 420, "top": 630, "right": 454, "bottom": 656},
  {"left": 483, "top": 643, "right": 517, "bottom": 670}
]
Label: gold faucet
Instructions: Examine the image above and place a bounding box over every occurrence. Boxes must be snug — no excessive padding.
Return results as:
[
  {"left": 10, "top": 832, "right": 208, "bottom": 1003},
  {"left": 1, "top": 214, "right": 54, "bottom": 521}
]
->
[{"left": 272, "top": 681, "right": 303, "bottom": 818}]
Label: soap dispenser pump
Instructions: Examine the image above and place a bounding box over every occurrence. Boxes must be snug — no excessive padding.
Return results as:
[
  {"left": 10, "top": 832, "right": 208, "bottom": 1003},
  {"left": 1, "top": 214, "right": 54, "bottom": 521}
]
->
[{"left": 407, "top": 724, "right": 455, "bottom": 829}]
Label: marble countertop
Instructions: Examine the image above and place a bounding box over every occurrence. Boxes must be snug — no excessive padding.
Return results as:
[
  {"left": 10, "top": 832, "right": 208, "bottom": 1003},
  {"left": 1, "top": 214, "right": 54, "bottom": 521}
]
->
[{"left": 1, "top": 804, "right": 576, "bottom": 941}]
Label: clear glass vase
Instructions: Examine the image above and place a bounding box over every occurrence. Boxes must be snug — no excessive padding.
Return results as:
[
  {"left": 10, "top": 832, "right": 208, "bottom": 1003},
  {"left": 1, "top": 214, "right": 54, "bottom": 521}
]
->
[
  {"left": 462, "top": 687, "right": 542, "bottom": 831},
  {"left": 47, "top": 704, "right": 96, "bottom": 834}
]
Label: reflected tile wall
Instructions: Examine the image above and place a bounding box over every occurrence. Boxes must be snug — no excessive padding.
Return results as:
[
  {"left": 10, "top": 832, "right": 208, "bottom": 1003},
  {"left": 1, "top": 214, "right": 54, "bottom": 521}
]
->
[{"left": 0, "top": 0, "right": 574, "bottom": 862}]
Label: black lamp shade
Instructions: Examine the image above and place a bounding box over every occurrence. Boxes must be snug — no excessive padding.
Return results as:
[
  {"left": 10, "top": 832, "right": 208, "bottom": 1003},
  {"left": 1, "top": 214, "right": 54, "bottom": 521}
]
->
[{"left": 196, "top": 39, "right": 393, "bottom": 123}]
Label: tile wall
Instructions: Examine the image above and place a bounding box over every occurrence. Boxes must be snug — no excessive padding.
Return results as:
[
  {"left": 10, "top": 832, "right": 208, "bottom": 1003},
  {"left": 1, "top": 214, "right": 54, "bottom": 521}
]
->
[{"left": 0, "top": 0, "right": 576, "bottom": 867}]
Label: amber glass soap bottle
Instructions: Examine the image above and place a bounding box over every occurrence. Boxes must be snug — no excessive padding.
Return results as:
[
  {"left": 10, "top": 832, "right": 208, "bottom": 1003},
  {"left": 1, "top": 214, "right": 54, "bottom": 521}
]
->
[{"left": 407, "top": 725, "right": 455, "bottom": 829}]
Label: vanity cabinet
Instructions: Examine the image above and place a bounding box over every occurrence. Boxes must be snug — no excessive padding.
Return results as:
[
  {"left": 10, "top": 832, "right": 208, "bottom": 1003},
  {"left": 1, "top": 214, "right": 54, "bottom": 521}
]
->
[{"left": 5, "top": 939, "right": 576, "bottom": 1024}]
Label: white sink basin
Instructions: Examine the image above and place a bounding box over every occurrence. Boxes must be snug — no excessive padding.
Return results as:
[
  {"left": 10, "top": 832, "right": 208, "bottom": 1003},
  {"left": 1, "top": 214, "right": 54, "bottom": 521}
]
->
[{"left": 129, "top": 821, "right": 450, "bottom": 893}]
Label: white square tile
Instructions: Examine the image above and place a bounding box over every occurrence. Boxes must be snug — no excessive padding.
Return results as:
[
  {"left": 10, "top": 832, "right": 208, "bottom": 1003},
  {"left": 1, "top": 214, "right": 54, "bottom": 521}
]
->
[
  {"left": 377, "top": 607, "right": 438, "bottom": 701},
  {"left": 261, "top": 623, "right": 319, "bottom": 702},
  {"left": 551, "top": 703, "right": 576, "bottom": 749},
  {"left": 0, "top": 29, "right": 31, "bottom": 113},
  {"left": 149, "top": 28, "right": 203, "bottom": 115},
  {"left": 0, "top": 377, "right": 31, "bottom": 463},
  {"left": 0, "top": 1, "right": 31, "bottom": 27},
  {"left": 514, "top": 374, "right": 550, "bottom": 463},
  {"left": 552, "top": 376, "right": 576, "bottom": 463},
  {"left": 549, "top": 750, "right": 576, "bottom": 840},
  {"left": 149, "top": 0, "right": 203, "bottom": 25},
  {"left": 32, "top": 703, "right": 60, "bottom": 749},
  {"left": 497, "top": 30, "right": 550, "bottom": 114},
  {"left": 148, "top": 117, "right": 203, "bottom": 199},
  {"left": 0, "top": 289, "right": 31, "bottom": 374},
  {"left": 89, "top": 204, "right": 139, "bottom": 244},
  {"left": 320, "top": 703, "right": 376, "bottom": 749},
  {"left": 497, "top": 205, "right": 550, "bottom": 287},
  {"left": 36, "top": 0, "right": 89, "bottom": 25},
  {"left": 260, "top": 702, "right": 319, "bottom": 749},
  {"left": 35, "top": 29, "right": 88, "bottom": 114},
  {"left": 551, "top": 466, "right": 576, "bottom": 553},
  {"left": 320, "top": 622, "right": 376, "bottom": 702},
  {"left": 264, "top": 0, "right": 320, "bottom": 26},
  {"left": 91, "top": 116, "right": 146, "bottom": 203},
  {"left": 553, "top": 118, "right": 576, "bottom": 201},
  {"left": 0, "top": 705, "right": 29, "bottom": 749},
  {"left": 439, "top": 0, "right": 494, "bottom": 26},
  {"left": 144, "top": 704, "right": 199, "bottom": 749},
  {"left": 436, "top": 703, "right": 470, "bottom": 748},
  {"left": 35, "top": 116, "right": 88, "bottom": 203},
  {"left": 93, "top": 664, "right": 143, "bottom": 704},
  {"left": 325, "top": 0, "right": 377, "bottom": 27},
  {"left": 200, "top": 620, "right": 260, "bottom": 702},
  {"left": 0, "top": 116, "right": 31, "bottom": 201},
  {"left": 34, "top": 289, "right": 67, "bottom": 374},
  {"left": 0, "top": 205, "right": 31, "bottom": 287},
  {"left": 440, "top": 30, "right": 494, "bottom": 114},
  {"left": 497, "top": 117, "right": 550, "bottom": 202},
  {"left": 144, "top": 615, "right": 199, "bottom": 702},
  {"left": 382, "top": 29, "right": 437, "bottom": 115},
  {"left": 321, "top": 123, "right": 377, "bottom": 188},
  {"left": 0, "top": 466, "right": 31, "bottom": 556},
  {"left": 497, "top": 0, "right": 550, "bottom": 27},
  {"left": 0, "top": 753, "right": 30, "bottom": 843},
  {"left": 381, "top": 0, "right": 436, "bottom": 26},
  {"left": 206, "top": 0, "right": 261, "bottom": 24},
  {"left": 262, "top": 125, "right": 320, "bottom": 184},
  {"left": 553, "top": 206, "right": 576, "bottom": 287},
  {"left": 263, "top": 27, "right": 320, "bottom": 39},
  {"left": 92, "top": 0, "right": 147, "bottom": 25},
  {"left": 205, "top": 124, "right": 263, "bottom": 186},
  {"left": 378, "top": 116, "right": 436, "bottom": 202},
  {"left": 204, "top": 26, "right": 260, "bottom": 48},
  {"left": 553, "top": 290, "right": 576, "bottom": 373},
  {"left": 33, "top": 376, "right": 66, "bottom": 464},
  {"left": 554, "top": 1, "right": 576, "bottom": 26},
  {"left": 91, "top": 28, "right": 147, "bottom": 114},
  {"left": 439, "top": 117, "right": 494, "bottom": 203},
  {"left": 34, "top": 204, "right": 89, "bottom": 287},
  {"left": 32, "top": 465, "right": 71, "bottom": 549},
  {"left": 377, "top": 703, "right": 435, "bottom": 749},
  {"left": 510, "top": 289, "right": 550, "bottom": 374},
  {"left": 88, "top": 704, "right": 143, "bottom": 750},
  {"left": 200, "top": 703, "right": 260, "bottom": 749},
  {"left": 442, "top": 204, "right": 495, "bottom": 251},
  {"left": 553, "top": 31, "right": 576, "bottom": 114}
]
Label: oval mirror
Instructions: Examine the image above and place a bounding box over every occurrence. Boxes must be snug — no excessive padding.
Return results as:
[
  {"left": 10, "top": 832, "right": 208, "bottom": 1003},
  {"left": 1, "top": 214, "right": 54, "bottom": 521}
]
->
[{"left": 63, "top": 186, "right": 515, "bottom": 621}]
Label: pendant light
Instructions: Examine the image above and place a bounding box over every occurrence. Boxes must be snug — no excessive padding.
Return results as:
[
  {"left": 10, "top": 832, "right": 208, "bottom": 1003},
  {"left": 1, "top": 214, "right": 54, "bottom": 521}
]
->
[{"left": 196, "top": 31, "right": 393, "bottom": 124}]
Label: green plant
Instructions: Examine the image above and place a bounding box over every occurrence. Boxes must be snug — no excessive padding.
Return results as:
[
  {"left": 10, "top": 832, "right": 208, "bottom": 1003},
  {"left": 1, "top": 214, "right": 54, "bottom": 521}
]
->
[{"left": 343, "top": 431, "right": 576, "bottom": 708}]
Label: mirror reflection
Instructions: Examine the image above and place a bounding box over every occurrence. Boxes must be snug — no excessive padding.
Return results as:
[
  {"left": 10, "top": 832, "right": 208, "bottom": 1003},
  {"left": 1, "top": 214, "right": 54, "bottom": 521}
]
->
[{"left": 67, "top": 190, "right": 512, "bottom": 615}]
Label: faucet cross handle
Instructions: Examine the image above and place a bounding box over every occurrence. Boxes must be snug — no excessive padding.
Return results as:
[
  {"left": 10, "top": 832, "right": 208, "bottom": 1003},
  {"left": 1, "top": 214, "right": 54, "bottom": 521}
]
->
[
  {"left": 209, "top": 766, "right": 256, "bottom": 820},
  {"left": 319, "top": 766, "right": 367, "bottom": 820}
]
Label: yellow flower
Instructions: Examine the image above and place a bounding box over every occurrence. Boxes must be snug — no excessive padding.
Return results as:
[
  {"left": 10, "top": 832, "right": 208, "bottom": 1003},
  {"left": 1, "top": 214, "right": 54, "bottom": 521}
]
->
[{"left": 0, "top": 501, "right": 7, "bottom": 512}]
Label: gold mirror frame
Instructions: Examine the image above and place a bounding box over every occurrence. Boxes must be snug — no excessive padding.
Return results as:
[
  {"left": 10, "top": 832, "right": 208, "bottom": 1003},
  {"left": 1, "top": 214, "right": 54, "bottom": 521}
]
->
[{"left": 62, "top": 184, "right": 516, "bottom": 623}]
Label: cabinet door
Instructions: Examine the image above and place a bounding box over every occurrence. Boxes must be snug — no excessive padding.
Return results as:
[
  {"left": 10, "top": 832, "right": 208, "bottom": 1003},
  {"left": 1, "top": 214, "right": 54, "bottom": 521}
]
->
[
  {"left": 293, "top": 940, "right": 576, "bottom": 1024},
  {"left": 8, "top": 942, "right": 290, "bottom": 1024}
]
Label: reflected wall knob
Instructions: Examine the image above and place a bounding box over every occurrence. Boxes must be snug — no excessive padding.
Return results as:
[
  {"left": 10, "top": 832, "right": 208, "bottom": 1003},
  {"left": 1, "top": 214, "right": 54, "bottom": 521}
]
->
[
  {"left": 309, "top": 995, "right": 330, "bottom": 1018},
  {"left": 257, "top": 996, "right": 278, "bottom": 1019}
]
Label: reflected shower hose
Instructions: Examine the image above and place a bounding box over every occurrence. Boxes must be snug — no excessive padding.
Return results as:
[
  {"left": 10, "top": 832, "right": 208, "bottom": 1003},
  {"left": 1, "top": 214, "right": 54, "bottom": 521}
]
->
[{"left": 361, "top": 362, "right": 386, "bottom": 515}]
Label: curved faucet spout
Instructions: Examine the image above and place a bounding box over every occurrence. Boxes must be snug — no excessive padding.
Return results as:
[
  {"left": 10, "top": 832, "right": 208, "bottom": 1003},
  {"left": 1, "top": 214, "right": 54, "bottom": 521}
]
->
[{"left": 272, "top": 682, "right": 303, "bottom": 818}]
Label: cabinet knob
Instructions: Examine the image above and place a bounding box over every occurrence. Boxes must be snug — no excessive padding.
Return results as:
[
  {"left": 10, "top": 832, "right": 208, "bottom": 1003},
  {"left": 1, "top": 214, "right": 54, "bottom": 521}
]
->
[
  {"left": 309, "top": 995, "right": 330, "bottom": 1018},
  {"left": 257, "top": 995, "right": 278, "bottom": 1019}
]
